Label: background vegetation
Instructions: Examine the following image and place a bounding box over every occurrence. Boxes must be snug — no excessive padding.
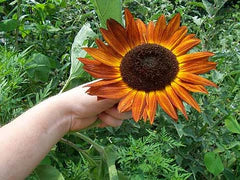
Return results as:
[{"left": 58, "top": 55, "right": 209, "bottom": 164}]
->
[{"left": 0, "top": 0, "right": 239, "bottom": 179}]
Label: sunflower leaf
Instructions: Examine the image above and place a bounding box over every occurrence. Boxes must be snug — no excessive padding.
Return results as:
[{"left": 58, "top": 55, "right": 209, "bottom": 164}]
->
[
  {"left": 225, "top": 115, "right": 240, "bottom": 134},
  {"left": 35, "top": 165, "right": 65, "bottom": 180},
  {"left": 104, "top": 145, "right": 119, "bottom": 180},
  {"left": 91, "top": 0, "right": 123, "bottom": 28},
  {"left": 204, "top": 152, "right": 224, "bottom": 176},
  {"left": 70, "top": 23, "right": 96, "bottom": 79},
  {"left": 61, "top": 23, "right": 97, "bottom": 92}
]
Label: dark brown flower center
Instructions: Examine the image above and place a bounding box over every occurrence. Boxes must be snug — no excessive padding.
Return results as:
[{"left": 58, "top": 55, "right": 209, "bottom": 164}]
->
[{"left": 120, "top": 43, "right": 179, "bottom": 92}]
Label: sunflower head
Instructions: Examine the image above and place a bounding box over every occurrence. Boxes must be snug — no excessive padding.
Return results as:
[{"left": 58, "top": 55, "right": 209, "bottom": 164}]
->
[{"left": 78, "top": 9, "right": 217, "bottom": 124}]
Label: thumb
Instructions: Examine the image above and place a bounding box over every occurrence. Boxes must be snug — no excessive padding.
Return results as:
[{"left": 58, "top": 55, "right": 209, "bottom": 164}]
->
[{"left": 65, "top": 85, "right": 119, "bottom": 117}]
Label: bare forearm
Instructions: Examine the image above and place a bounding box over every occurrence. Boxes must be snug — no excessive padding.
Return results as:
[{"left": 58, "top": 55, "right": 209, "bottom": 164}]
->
[
  {"left": 0, "top": 84, "right": 128, "bottom": 179},
  {"left": 0, "top": 95, "right": 71, "bottom": 180}
]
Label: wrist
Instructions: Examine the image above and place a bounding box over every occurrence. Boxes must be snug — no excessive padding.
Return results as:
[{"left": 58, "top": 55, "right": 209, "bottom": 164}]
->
[{"left": 40, "top": 94, "right": 72, "bottom": 134}]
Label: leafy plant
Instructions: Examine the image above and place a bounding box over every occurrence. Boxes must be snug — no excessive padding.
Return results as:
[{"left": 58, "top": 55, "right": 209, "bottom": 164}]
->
[
  {"left": 118, "top": 128, "right": 191, "bottom": 179},
  {"left": 1, "top": 0, "right": 240, "bottom": 179}
]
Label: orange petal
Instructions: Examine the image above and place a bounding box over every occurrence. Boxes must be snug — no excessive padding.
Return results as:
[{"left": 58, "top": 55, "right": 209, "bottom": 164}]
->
[
  {"left": 125, "top": 105, "right": 132, "bottom": 112},
  {"left": 178, "top": 72, "right": 218, "bottom": 87},
  {"left": 153, "top": 14, "right": 166, "bottom": 44},
  {"left": 161, "top": 13, "right": 181, "bottom": 42},
  {"left": 182, "top": 34, "right": 195, "bottom": 41},
  {"left": 84, "top": 68, "right": 118, "bottom": 79},
  {"left": 171, "top": 82, "right": 201, "bottom": 112},
  {"left": 163, "top": 26, "right": 188, "bottom": 50},
  {"left": 106, "top": 19, "right": 131, "bottom": 52},
  {"left": 142, "top": 108, "right": 148, "bottom": 122},
  {"left": 156, "top": 91, "right": 178, "bottom": 121},
  {"left": 165, "top": 86, "right": 188, "bottom": 119},
  {"left": 87, "top": 82, "right": 131, "bottom": 99},
  {"left": 175, "top": 79, "right": 208, "bottom": 94},
  {"left": 118, "top": 89, "right": 137, "bottom": 112},
  {"left": 136, "top": 19, "right": 147, "bottom": 44},
  {"left": 146, "top": 91, "right": 157, "bottom": 124},
  {"left": 177, "top": 52, "right": 215, "bottom": 63},
  {"left": 132, "top": 91, "right": 146, "bottom": 122},
  {"left": 179, "top": 61, "right": 217, "bottom": 74},
  {"left": 95, "top": 39, "right": 106, "bottom": 49},
  {"left": 84, "top": 48, "right": 121, "bottom": 66},
  {"left": 83, "top": 64, "right": 120, "bottom": 79},
  {"left": 85, "top": 78, "right": 122, "bottom": 87},
  {"left": 173, "top": 38, "right": 201, "bottom": 56},
  {"left": 100, "top": 28, "right": 128, "bottom": 56},
  {"left": 146, "top": 21, "right": 155, "bottom": 43},
  {"left": 95, "top": 39, "right": 122, "bottom": 59},
  {"left": 78, "top": 58, "right": 101, "bottom": 65},
  {"left": 125, "top": 9, "right": 141, "bottom": 48}
]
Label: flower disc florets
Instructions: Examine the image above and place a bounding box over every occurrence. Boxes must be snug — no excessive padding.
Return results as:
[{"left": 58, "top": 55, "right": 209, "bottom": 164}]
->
[{"left": 120, "top": 43, "right": 179, "bottom": 92}]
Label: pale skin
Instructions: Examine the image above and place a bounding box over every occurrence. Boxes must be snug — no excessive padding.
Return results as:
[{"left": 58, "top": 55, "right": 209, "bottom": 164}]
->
[{"left": 0, "top": 82, "right": 131, "bottom": 180}]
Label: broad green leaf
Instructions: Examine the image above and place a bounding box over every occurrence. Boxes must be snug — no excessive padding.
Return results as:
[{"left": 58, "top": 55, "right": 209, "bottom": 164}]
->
[
  {"left": 70, "top": 23, "right": 96, "bottom": 79},
  {"left": 35, "top": 165, "right": 65, "bottom": 180},
  {"left": 202, "top": 0, "right": 214, "bottom": 16},
  {"left": 225, "top": 116, "right": 240, "bottom": 134},
  {"left": 91, "top": 0, "right": 123, "bottom": 28},
  {"left": 105, "top": 145, "right": 119, "bottom": 180},
  {"left": 0, "top": 19, "right": 19, "bottom": 32},
  {"left": 39, "top": 156, "right": 52, "bottom": 165},
  {"left": 204, "top": 152, "right": 224, "bottom": 176},
  {"left": 202, "top": 0, "right": 227, "bottom": 17},
  {"left": 61, "top": 23, "right": 96, "bottom": 92},
  {"left": 26, "top": 53, "right": 51, "bottom": 83},
  {"left": 89, "top": 159, "right": 108, "bottom": 180}
]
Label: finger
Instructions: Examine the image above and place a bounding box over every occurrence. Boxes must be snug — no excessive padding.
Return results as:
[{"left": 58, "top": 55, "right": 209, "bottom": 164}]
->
[
  {"left": 63, "top": 85, "right": 119, "bottom": 116},
  {"left": 98, "top": 121, "right": 109, "bottom": 128},
  {"left": 70, "top": 116, "right": 97, "bottom": 131},
  {"left": 98, "top": 112, "right": 123, "bottom": 127},
  {"left": 105, "top": 106, "right": 132, "bottom": 120}
]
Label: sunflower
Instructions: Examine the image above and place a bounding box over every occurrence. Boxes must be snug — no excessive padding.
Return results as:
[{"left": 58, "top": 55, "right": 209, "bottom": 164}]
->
[{"left": 78, "top": 9, "right": 217, "bottom": 124}]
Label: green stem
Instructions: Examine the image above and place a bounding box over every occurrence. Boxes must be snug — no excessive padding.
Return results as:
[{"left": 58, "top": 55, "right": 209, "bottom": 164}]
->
[
  {"left": 60, "top": 138, "right": 97, "bottom": 166},
  {"left": 59, "top": 77, "right": 71, "bottom": 93},
  {"left": 72, "top": 132, "right": 104, "bottom": 153}
]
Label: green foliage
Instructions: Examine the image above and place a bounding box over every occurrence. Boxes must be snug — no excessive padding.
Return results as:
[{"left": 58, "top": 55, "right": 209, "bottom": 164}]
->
[
  {"left": 225, "top": 116, "right": 240, "bottom": 134},
  {"left": 0, "top": 47, "right": 57, "bottom": 123},
  {"left": 26, "top": 53, "right": 54, "bottom": 83},
  {"left": 35, "top": 165, "right": 65, "bottom": 180},
  {"left": 1, "top": 0, "right": 240, "bottom": 179},
  {"left": 91, "top": 0, "right": 123, "bottom": 28},
  {"left": 202, "top": 0, "right": 228, "bottom": 17},
  {"left": 0, "top": 19, "right": 19, "bottom": 32},
  {"left": 61, "top": 23, "right": 97, "bottom": 92},
  {"left": 204, "top": 152, "right": 224, "bottom": 176},
  {"left": 118, "top": 128, "right": 191, "bottom": 179},
  {"left": 0, "top": 46, "right": 30, "bottom": 123}
]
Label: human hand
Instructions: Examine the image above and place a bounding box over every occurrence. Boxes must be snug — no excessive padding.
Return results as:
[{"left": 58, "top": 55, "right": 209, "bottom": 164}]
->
[{"left": 58, "top": 82, "right": 132, "bottom": 131}]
